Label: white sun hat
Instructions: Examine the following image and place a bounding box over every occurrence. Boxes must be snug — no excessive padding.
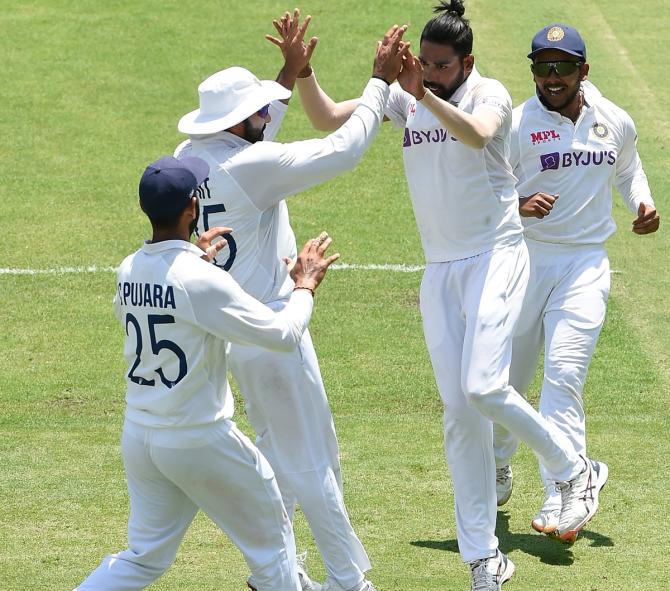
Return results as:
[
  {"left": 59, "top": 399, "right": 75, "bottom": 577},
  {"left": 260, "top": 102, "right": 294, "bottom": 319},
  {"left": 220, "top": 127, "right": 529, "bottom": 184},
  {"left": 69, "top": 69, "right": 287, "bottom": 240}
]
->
[{"left": 178, "top": 67, "right": 292, "bottom": 135}]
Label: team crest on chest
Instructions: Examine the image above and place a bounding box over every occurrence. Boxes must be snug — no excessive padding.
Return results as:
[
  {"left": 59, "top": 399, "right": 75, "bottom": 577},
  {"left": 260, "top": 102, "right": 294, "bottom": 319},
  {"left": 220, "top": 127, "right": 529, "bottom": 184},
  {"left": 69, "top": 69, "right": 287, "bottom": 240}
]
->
[
  {"left": 592, "top": 122, "right": 609, "bottom": 138},
  {"left": 547, "top": 26, "right": 565, "bottom": 42}
]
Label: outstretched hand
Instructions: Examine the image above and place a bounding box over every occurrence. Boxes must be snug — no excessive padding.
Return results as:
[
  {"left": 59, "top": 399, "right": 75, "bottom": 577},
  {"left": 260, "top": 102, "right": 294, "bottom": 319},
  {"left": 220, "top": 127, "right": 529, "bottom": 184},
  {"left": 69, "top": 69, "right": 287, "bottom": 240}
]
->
[
  {"left": 373, "top": 24, "right": 410, "bottom": 84},
  {"left": 266, "top": 8, "right": 317, "bottom": 78},
  {"left": 196, "top": 226, "right": 232, "bottom": 262},
  {"left": 290, "top": 231, "right": 340, "bottom": 293},
  {"left": 398, "top": 48, "right": 426, "bottom": 100}
]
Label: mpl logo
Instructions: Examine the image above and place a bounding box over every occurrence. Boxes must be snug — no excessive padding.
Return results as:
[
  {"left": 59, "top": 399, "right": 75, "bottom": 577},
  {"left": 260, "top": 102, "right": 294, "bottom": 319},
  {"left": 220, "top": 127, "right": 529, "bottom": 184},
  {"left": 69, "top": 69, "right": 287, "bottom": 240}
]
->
[
  {"left": 531, "top": 130, "right": 561, "bottom": 145},
  {"left": 540, "top": 152, "right": 560, "bottom": 171}
]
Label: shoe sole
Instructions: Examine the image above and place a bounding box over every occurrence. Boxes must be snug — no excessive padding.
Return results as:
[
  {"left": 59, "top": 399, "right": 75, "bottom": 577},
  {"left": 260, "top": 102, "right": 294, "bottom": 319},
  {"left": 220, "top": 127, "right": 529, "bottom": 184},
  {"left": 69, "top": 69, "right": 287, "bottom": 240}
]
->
[
  {"left": 500, "top": 557, "right": 516, "bottom": 589},
  {"left": 558, "top": 461, "right": 609, "bottom": 541}
]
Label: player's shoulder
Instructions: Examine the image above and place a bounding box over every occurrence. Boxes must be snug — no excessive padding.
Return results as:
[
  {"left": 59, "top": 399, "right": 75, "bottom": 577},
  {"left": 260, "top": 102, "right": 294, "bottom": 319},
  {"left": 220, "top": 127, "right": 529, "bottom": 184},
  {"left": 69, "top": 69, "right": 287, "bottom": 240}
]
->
[
  {"left": 174, "top": 139, "right": 192, "bottom": 158},
  {"left": 472, "top": 74, "right": 512, "bottom": 102},
  {"left": 512, "top": 97, "right": 542, "bottom": 124}
]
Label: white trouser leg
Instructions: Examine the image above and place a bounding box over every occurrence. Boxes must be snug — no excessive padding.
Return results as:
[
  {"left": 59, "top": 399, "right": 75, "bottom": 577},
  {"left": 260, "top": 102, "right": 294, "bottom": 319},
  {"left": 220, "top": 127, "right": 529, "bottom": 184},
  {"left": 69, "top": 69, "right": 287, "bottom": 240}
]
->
[
  {"left": 75, "top": 426, "right": 198, "bottom": 590},
  {"left": 76, "top": 420, "right": 300, "bottom": 591},
  {"left": 421, "top": 252, "right": 501, "bottom": 563},
  {"left": 536, "top": 245, "right": 610, "bottom": 484},
  {"left": 459, "top": 243, "right": 580, "bottom": 482},
  {"left": 230, "top": 329, "right": 369, "bottom": 588},
  {"left": 421, "top": 242, "right": 582, "bottom": 562},
  {"left": 493, "top": 248, "right": 546, "bottom": 468}
]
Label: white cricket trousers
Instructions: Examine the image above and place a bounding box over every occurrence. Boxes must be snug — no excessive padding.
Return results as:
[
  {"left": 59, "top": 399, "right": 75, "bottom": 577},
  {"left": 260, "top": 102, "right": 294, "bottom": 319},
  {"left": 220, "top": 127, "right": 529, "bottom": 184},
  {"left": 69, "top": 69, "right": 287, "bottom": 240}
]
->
[
  {"left": 494, "top": 241, "right": 610, "bottom": 500},
  {"left": 75, "top": 418, "right": 300, "bottom": 591},
  {"left": 419, "top": 240, "right": 582, "bottom": 562},
  {"left": 230, "top": 327, "right": 370, "bottom": 590}
]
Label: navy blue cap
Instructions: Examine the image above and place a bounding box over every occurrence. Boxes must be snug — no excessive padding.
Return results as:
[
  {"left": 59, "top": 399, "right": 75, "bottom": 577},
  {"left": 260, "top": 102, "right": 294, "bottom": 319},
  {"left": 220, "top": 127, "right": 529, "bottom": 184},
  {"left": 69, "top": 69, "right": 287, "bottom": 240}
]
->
[
  {"left": 139, "top": 156, "right": 209, "bottom": 220},
  {"left": 528, "top": 24, "right": 586, "bottom": 61}
]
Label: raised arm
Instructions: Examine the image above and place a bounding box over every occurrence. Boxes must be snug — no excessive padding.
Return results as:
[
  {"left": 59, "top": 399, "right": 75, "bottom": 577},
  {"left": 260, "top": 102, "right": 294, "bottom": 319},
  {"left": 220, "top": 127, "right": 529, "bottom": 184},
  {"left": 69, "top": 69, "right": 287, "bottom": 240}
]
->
[
  {"left": 398, "top": 49, "right": 504, "bottom": 149},
  {"left": 232, "top": 25, "right": 409, "bottom": 210},
  {"left": 267, "top": 10, "right": 375, "bottom": 132}
]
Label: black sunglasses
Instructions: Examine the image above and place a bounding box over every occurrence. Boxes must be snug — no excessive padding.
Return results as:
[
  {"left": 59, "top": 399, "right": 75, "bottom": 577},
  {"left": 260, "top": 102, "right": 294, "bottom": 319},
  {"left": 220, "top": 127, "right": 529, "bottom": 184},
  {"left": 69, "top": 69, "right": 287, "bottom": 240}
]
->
[{"left": 531, "top": 61, "right": 583, "bottom": 78}]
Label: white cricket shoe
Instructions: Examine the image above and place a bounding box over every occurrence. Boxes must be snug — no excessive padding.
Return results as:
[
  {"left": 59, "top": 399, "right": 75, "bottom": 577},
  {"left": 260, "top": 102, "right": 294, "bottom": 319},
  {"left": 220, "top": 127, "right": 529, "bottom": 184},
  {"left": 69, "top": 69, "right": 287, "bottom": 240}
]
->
[
  {"left": 530, "top": 483, "right": 561, "bottom": 534},
  {"left": 469, "top": 550, "right": 515, "bottom": 591},
  {"left": 297, "top": 551, "right": 322, "bottom": 591},
  {"left": 556, "top": 457, "right": 608, "bottom": 541},
  {"left": 247, "top": 551, "right": 322, "bottom": 591},
  {"left": 320, "top": 579, "right": 377, "bottom": 591},
  {"left": 496, "top": 465, "right": 513, "bottom": 507}
]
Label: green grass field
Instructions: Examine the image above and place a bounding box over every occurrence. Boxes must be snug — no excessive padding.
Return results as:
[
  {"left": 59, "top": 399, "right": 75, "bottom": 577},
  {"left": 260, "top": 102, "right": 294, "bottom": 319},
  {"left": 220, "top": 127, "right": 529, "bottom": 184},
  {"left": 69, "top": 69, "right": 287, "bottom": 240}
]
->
[{"left": 1, "top": 1, "right": 668, "bottom": 589}]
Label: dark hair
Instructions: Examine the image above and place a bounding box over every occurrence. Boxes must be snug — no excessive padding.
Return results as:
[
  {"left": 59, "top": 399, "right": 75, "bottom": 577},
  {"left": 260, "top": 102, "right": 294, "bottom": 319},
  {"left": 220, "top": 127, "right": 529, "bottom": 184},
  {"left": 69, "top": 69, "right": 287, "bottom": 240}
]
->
[{"left": 421, "top": 0, "right": 473, "bottom": 57}]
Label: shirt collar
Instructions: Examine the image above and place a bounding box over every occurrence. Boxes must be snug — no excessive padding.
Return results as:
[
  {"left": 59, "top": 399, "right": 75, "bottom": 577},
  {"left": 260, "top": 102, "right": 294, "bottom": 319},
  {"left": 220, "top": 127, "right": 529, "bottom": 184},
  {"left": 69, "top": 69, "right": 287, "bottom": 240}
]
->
[
  {"left": 189, "top": 130, "right": 250, "bottom": 148},
  {"left": 141, "top": 239, "right": 204, "bottom": 258},
  {"left": 449, "top": 65, "right": 483, "bottom": 105}
]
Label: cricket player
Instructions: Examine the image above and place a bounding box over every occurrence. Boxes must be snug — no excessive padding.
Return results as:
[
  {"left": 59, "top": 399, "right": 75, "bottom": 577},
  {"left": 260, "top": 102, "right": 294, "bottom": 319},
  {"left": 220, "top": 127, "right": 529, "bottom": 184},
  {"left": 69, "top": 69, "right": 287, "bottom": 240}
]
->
[
  {"left": 493, "top": 23, "right": 659, "bottom": 536},
  {"left": 281, "top": 2, "right": 608, "bottom": 588},
  {"left": 173, "top": 16, "right": 408, "bottom": 591},
  {"left": 75, "top": 155, "right": 342, "bottom": 590}
]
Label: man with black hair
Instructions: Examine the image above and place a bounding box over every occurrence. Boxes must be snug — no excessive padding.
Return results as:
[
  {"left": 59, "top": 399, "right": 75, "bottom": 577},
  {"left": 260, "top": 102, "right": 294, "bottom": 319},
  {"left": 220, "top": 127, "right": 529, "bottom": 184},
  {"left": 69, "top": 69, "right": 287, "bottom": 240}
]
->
[
  {"left": 75, "top": 155, "right": 341, "bottom": 591},
  {"left": 493, "top": 23, "right": 657, "bottom": 536},
  {"left": 278, "top": 3, "right": 608, "bottom": 589}
]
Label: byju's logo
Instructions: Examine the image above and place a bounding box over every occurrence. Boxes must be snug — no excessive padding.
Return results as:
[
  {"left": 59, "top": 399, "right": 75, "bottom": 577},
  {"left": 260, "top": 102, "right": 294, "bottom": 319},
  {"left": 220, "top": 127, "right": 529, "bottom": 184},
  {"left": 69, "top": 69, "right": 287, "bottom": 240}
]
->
[{"left": 540, "top": 152, "right": 560, "bottom": 171}]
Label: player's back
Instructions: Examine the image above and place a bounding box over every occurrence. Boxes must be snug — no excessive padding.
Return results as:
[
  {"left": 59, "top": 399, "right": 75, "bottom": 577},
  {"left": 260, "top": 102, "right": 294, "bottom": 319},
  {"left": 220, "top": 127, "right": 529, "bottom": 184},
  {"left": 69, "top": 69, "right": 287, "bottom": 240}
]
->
[
  {"left": 114, "top": 240, "right": 233, "bottom": 429},
  {"left": 175, "top": 137, "right": 296, "bottom": 304}
]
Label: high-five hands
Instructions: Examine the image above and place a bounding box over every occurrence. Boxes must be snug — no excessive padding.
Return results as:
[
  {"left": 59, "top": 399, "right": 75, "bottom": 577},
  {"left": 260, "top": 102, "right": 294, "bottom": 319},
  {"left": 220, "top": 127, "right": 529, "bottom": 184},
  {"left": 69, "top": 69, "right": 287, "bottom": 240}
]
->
[
  {"left": 398, "top": 48, "right": 427, "bottom": 100},
  {"left": 373, "top": 24, "right": 410, "bottom": 84},
  {"left": 266, "top": 8, "right": 317, "bottom": 78}
]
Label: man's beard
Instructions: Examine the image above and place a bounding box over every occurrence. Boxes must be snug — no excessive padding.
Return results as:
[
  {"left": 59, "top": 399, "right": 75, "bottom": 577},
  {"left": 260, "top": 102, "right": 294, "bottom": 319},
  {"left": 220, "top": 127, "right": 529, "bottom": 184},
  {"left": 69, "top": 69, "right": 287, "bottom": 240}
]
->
[
  {"left": 536, "top": 83, "right": 581, "bottom": 113},
  {"left": 243, "top": 119, "right": 266, "bottom": 143},
  {"left": 424, "top": 68, "right": 466, "bottom": 102}
]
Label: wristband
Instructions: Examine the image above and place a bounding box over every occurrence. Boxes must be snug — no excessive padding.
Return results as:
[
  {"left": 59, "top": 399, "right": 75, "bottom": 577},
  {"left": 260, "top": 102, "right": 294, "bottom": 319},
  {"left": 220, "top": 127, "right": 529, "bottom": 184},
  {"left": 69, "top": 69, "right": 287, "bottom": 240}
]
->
[
  {"left": 293, "top": 285, "right": 315, "bottom": 297},
  {"left": 371, "top": 74, "right": 391, "bottom": 86}
]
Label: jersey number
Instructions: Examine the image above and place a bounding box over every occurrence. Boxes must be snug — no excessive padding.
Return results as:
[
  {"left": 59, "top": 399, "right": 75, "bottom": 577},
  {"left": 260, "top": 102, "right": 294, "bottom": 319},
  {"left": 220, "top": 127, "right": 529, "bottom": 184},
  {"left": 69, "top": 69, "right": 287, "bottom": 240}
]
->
[
  {"left": 125, "top": 313, "right": 187, "bottom": 388},
  {"left": 203, "top": 203, "right": 237, "bottom": 271}
]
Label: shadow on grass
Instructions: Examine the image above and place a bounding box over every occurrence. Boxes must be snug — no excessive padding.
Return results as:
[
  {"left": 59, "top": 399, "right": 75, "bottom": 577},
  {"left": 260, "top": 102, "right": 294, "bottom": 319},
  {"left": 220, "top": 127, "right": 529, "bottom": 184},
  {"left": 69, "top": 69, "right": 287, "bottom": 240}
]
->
[{"left": 410, "top": 511, "right": 614, "bottom": 566}]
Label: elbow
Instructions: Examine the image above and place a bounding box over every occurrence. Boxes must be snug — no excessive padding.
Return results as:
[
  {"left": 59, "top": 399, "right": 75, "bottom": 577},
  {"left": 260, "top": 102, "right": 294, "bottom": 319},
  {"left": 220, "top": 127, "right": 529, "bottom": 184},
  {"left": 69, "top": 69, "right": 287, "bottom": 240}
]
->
[
  {"left": 314, "top": 113, "right": 347, "bottom": 133},
  {"left": 465, "top": 133, "right": 492, "bottom": 150}
]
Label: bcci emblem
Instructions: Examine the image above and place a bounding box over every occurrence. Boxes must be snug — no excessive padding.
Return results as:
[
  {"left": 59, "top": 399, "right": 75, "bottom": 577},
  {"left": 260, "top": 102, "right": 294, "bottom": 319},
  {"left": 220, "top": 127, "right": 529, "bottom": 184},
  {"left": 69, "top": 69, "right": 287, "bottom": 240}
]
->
[
  {"left": 547, "top": 26, "right": 565, "bottom": 42},
  {"left": 592, "top": 123, "right": 609, "bottom": 138}
]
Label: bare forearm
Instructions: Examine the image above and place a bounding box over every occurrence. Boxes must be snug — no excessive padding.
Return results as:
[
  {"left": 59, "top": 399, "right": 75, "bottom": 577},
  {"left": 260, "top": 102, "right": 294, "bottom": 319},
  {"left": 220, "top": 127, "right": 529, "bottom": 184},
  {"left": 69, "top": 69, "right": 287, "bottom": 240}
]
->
[
  {"left": 296, "top": 70, "right": 359, "bottom": 131},
  {"left": 420, "top": 90, "right": 498, "bottom": 149}
]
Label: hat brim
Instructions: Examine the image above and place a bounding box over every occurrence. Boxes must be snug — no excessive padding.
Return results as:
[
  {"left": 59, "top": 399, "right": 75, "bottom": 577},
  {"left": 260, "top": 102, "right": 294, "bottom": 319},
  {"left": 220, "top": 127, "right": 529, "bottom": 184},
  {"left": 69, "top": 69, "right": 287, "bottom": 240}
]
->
[
  {"left": 178, "top": 80, "right": 291, "bottom": 135},
  {"left": 527, "top": 48, "right": 585, "bottom": 60}
]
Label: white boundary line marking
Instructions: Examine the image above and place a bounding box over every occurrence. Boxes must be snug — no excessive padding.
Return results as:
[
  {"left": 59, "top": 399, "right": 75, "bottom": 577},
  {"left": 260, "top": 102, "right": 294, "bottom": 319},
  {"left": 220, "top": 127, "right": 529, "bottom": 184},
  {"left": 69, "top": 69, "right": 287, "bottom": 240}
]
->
[{"left": 0, "top": 264, "right": 622, "bottom": 276}]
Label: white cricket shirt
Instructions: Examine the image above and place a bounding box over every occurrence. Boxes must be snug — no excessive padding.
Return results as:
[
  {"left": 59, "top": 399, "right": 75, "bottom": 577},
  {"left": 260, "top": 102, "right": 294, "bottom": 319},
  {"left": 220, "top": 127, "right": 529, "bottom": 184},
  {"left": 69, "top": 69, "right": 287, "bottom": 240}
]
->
[
  {"left": 510, "top": 81, "right": 654, "bottom": 245},
  {"left": 113, "top": 240, "right": 313, "bottom": 428},
  {"left": 385, "top": 66, "right": 523, "bottom": 262},
  {"left": 175, "top": 78, "right": 389, "bottom": 303}
]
